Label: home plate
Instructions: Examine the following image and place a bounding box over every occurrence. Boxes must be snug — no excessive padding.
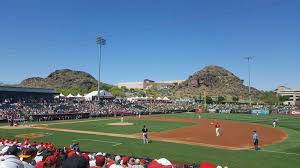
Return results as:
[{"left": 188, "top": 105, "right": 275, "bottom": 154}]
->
[{"left": 107, "top": 122, "right": 134, "bottom": 126}]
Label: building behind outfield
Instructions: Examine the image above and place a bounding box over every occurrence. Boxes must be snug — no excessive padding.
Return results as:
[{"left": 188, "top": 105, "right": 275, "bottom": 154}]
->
[
  {"left": 118, "top": 79, "right": 184, "bottom": 90},
  {"left": 0, "top": 86, "right": 57, "bottom": 102},
  {"left": 275, "top": 86, "right": 300, "bottom": 105}
]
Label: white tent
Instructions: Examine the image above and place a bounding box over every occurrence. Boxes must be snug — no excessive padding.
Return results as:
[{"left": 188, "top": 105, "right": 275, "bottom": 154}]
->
[
  {"left": 67, "top": 94, "right": 74, "bottom": 98},
  {"left": 75, "top": 94, "right": 83, "bottom": 98},
  {"left": 163, "top": 97, "right": 170, "bottom": 101},
  {"left": 156, "top": 97, "right": 162, "bottom": 100},
  {"left": 59, "top": 93, "right": 65, "bottom": 97},
  {"left": 84, "top": 90, "right": 113, "bottom": 101}
]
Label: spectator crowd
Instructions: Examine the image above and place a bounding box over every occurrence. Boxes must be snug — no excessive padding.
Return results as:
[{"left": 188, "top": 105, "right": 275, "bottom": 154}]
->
[
  {"left": 0, "top": 139, "right": 227, "bottom": 168},
  {"left": 0, "top": 99, "right": 196, "bottom": 121}
]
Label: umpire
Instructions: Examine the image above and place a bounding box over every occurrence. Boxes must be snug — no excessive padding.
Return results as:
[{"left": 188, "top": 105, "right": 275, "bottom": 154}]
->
[
  {"left": 142, "top": 125, "right": 148, "bottom": 144},
  {"left": 252, "top": 130, "right": 259, "bottom": 150}
]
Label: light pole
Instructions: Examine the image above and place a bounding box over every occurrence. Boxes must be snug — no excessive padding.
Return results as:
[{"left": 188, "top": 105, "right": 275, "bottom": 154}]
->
[
  {"left": 96, "top": 36, "right": 106, "bottom": 100},
  {"left": 245, "top": 57, "right": 253, "bottom": 106}
]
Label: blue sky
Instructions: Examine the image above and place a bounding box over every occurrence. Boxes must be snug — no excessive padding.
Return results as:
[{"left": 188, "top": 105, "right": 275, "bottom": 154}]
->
[{"left": 0, "top": 0, "right": 299, "bottom": 90}]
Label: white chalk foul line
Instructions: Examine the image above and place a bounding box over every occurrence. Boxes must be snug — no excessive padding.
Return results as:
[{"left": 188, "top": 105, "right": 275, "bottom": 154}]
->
[
  {"left": 259, "top": 149, "right": 300, "bottom": 156},
  {"left": 72, "top": 139, "right": 122, "bottom": 147}
]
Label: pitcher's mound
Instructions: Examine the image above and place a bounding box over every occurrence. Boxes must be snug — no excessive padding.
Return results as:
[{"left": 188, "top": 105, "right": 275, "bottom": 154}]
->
[
  {"left": 31, "top": 124, "right": 48, "bottom": 127},
  {"left": 107, "top": 122, "right": 134, "bottom": 126}
]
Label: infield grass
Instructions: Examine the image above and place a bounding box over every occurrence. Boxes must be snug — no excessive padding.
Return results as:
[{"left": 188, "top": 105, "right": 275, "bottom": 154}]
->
[{"left": 47, "top": 118, "right": 194, "bottom": 134}]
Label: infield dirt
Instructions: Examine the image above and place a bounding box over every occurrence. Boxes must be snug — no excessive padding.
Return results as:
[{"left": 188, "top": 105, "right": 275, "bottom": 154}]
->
[{"left": 0, "top": 116, "right": 287, "bottom": 150}]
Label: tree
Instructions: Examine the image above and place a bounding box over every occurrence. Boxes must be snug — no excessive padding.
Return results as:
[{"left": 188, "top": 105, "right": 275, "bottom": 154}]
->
[
  {"left": 133, "top": 89, "right": 146, "bottom": 97},
  {"left": 109, "top": 86, "right": 126, "bottom": 97},
  {"left": 206, "top": 96, "right": 213, "bottom": 104},
  {"left": 120, "top": 86, "right": 128, "bottom": 92},
  {"left": 217, "top": 96, "right": 225, "bottom": 103},
  {"left": 259, "top": 91, "right": 279, "bottom": 105},
  {"left": 146, "top": 89, "right": 159, "bottom": 97},
  {"left": 279, "top": 95, "right": 290, "bottom": 103},
  {"left": 232, "top": 97, "right": 239, "bottom": 103}
]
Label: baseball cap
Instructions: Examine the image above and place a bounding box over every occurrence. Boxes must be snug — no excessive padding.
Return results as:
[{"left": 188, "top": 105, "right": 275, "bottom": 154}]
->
[
  {"left": 95, "top": 155, "right": 105, "bottom": 166},
  {"left": 199, "top": 162, "right": 216, "bottom": 168},
  {"left": 95, "top": 152, "right": 102, "bottom": 156},
  {"left": 115, "top": 155, "right": 121, "bottom": 162},
  {"left": 135, "top": 159, "right": 140, "bottom": 165},
  {"left": 37, "top": 146, "right": 46, "bottom": 156},
  {"left": 128, "top": 158, "right": 135, "bottom": 165},
  {"left": 140, "top": 159, "right": 147, "bottom": 165},
  {"left": 6, "top": 145, "right": 20, "bottom": 156},
  {"left": 81, "top": 153, "right": 90, "bottom": 162},
  {"left": 23, "top": 139, "right": 30, "bottom": 146},
  {"left": 122, "top": 156, "right": 129, "bottom": 165},
  {"left": 19, "top": 148, "right": 36, "bottom": 159}
]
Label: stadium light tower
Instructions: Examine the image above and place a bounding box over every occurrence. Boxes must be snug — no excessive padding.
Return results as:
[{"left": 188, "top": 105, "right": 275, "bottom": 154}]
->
[
  {"left": 96, "top": 36, "right": 106, "bottom": 100},
  {"left": 245, "top": 57, "right": 253, "bottom": 106}
]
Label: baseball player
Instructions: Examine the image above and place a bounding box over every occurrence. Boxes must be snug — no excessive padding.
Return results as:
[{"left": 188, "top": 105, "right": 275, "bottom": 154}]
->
[
  {"left": 252, "top": 130, "right": 259, "bottom": 150},
  {"left": 121, "top": 112, "right": 124, "bottom": 123},
  {"left": 272, "top": 118, "right": 276, "bottom": 127},
  {"left": 142, "top": 125, "right": 148, "bottom": 144},
  {"left": 215, "top": 122, "right": 221, "bottom": 136}
]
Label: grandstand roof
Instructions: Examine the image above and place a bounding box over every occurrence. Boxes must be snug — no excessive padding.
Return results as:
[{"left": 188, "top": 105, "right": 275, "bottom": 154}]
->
[{"left": 0, "top": 86, "right": 57, "bottom": 94}]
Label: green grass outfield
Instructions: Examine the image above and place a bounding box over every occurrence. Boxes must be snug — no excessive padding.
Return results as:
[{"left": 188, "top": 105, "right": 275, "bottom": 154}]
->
[
  {"left": 47, "top": 119, "right": 194, "bottom": 134},
  {"left": 0, "top": 113, "right": 299, "bottom": 168}
]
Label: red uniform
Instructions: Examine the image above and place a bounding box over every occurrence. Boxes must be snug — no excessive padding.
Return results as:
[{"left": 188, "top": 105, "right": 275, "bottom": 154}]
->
[{"left": 215, "top": 123, "right": 221, "bottom": 136}]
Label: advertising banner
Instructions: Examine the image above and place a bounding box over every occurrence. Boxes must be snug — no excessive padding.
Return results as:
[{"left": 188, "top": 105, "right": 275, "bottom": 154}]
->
[
  {"left": 196, "top": 108, "right": 205, "bottom": 113},
  {"left": 218, "top": 109, "right": 231, "bottom": 113},
  {"left": 251, "top": 109, "right": 270, "bottom": 115},
  {"left": 231, "top": 109, "right": 250, "bottom": 114},
  {"left": 208, "top": 108, "right": 217, "bottom": 113},
  {"left": 288, "top": 110, "right": 300, "bottom": 115}
]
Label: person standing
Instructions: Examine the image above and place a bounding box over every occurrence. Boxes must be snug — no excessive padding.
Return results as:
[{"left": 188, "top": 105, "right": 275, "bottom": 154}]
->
[
  {"left": 272, "top": 118, "right": 276, "bottom": 127},
  {"left": 215, "top": 122, "right": 221, "bottom": 136},
  {"left": 252, "top": 130, "right": 259, "bottom": 150},
  {"left": 142, "top": 125, "right": 148, "bottom": 144},
  {"left": 121, "top": 112, "right": 124, "bottom": 123}
]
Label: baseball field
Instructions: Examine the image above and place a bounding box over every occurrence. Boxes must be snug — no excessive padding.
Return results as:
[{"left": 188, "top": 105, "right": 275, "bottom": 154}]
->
[{"left": 1, "top": 113, "right": 300, "bottom": 168}]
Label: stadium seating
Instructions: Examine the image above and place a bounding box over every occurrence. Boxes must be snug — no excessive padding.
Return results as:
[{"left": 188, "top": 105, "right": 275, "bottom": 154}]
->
[{"left": 0, "top": 139, "right": 227, "bottom": 168}]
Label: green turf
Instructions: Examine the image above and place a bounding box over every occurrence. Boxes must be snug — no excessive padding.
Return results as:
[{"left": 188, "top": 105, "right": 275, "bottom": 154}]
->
[
  {"left": 1, "top": 113, "right": 300, "bottom": 168},
  {"left": 47, "top": 119, "right": 194, "bottom": 134},
  {"left": 0, "top": 128, "right": 299, "bottom": 168}
]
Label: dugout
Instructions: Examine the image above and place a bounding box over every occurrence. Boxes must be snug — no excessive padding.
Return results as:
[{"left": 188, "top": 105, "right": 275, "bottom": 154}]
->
[{"left": 0, "top": 86, "right": 58, "bottom": 102}]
